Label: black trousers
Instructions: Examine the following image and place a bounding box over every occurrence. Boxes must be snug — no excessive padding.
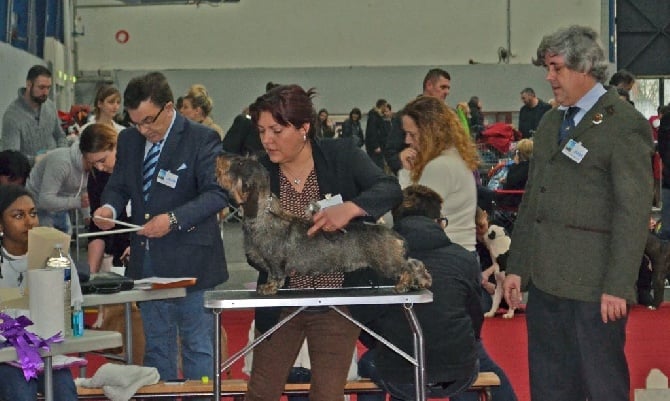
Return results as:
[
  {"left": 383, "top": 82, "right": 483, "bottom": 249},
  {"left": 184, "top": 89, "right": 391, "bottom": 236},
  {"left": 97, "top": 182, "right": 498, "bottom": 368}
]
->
[{"left": 526, "top": 284, "right": 629, "bottom": 401}]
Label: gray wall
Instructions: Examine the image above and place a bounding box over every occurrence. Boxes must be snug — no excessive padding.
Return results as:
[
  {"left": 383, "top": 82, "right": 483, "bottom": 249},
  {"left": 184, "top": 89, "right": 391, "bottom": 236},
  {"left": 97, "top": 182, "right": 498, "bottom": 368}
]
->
[
  {"left": 70, "top": 0, "right": 608, "bottom": 130},
  {"left": 79, "top": 63, "right": 551, "bottom": 131}
]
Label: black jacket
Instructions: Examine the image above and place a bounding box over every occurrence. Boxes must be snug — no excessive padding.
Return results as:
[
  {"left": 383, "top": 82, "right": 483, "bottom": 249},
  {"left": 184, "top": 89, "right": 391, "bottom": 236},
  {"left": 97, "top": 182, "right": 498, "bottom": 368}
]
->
[
  {"left": 222, "top": 113, "right": 264, "bottom": 157},
  {"left": 365, "top": 109, "right": 386, "bottom": 155},
  {"left": 658, "top": 113, "right": 670, "bottom": 189},
  {"left": 373, "top": 216, "right": 482, "bottom": 383},
  {"left": 253, "top": 138, "right": 403, "bottom": 333},
  {"left": 341, "top": 118, "right": 364, "bottom": 147}
]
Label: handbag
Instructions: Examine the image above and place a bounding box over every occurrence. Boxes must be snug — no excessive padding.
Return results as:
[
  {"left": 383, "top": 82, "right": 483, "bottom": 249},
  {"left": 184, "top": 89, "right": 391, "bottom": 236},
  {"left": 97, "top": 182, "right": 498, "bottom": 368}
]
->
[{"left": 81, "top": 272, "right": 134, "bottom": 294}]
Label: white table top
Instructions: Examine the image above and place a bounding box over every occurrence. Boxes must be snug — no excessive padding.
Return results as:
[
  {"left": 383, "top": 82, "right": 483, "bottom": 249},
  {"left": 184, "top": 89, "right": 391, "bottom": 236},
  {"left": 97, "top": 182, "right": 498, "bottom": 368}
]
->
[
  {"left": 204, "top": 287, "right": 433, "bottom": 309},
  {"left": 0, "top": 330, "right": 122, "bottom": 363},
  {"left": 82, "top": 287, "right": 186, "bottom": 307}
]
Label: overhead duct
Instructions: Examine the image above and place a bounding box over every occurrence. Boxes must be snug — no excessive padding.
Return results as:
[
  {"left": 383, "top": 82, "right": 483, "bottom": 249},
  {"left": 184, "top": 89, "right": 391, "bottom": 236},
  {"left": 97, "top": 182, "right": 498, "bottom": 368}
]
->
[{"left": 118, "top": 0, "right": 238, "bottom": 4}]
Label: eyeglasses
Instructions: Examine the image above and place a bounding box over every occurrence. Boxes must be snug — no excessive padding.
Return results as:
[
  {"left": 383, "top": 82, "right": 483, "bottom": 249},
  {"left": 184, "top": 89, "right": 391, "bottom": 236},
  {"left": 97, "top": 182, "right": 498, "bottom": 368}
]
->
[{"left": 130, "top": 103, "right": 167, "bottom": 128}]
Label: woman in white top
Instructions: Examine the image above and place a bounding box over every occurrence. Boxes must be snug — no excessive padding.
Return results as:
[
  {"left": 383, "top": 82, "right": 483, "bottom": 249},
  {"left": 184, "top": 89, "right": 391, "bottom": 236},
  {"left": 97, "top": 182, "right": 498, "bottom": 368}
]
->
[
  {"left": 81, "top": 85, "right": 125, "bottom": 134},
  {"left": 0, "top": 185, "right": 77, "bottom": 401},
  {"left": 397, "top": 96, "right": 479, "bottom": 251}
]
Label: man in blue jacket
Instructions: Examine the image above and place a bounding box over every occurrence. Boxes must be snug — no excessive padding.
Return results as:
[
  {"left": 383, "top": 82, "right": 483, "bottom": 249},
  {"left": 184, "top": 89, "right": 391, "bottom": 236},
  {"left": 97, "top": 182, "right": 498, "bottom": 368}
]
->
[{"left": 93, "top": 72, "right": 229, "bottom": 381}]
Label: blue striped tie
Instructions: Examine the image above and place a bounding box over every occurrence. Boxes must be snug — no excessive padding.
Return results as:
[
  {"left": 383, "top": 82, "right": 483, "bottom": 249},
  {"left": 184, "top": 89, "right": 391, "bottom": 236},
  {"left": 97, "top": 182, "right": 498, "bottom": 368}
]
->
[
  {"left": 142, "top": 140, "right": 163, "bottom": 202},
  {"left": 558, "top": 106, "right": 579, "bottom": 144}
]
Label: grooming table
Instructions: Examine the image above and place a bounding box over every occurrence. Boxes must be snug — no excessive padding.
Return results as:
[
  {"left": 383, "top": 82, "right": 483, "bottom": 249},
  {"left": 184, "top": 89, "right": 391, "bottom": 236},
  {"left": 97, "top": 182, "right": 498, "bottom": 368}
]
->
[{"left": 204, "top": 286, "right": 433, "bottom": 401}]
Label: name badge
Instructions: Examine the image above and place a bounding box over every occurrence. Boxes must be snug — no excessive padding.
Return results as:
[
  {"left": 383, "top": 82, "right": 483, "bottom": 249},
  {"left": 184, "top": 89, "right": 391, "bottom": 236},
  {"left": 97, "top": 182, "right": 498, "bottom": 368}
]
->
[
  {"left": 157, "top": 169, "right": 179, "bottom": 188},
  {"left": 562, "top": 139, "right": 588, "bottom": 163},
  {"left": 316, "top": 193, "right": 343, "bottom": 209}
]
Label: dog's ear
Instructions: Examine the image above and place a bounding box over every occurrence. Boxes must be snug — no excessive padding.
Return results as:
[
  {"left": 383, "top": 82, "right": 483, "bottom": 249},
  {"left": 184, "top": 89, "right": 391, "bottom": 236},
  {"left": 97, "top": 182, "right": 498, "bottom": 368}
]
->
[{"left": 488, "top": 230, "right": 496, "bottom": 240}]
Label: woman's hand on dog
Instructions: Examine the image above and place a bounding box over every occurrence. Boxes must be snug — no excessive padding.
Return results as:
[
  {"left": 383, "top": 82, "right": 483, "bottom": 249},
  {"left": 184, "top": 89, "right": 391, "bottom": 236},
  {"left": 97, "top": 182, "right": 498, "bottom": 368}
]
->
[{"left": 307, "top": 201, "right": 365, "bottom": 236}]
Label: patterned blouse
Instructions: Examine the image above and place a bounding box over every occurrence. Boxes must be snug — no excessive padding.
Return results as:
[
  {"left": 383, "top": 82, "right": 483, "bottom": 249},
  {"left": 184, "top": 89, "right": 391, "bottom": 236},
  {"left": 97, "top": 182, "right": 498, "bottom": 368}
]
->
[{"left": 279, "top": 169, "right": 344, "bottom": 289}]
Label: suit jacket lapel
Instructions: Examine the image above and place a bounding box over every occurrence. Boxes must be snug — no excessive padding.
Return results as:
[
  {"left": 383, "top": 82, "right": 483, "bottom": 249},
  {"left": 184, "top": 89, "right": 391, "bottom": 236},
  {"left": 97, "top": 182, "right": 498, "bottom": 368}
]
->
[
  {"left": 570, "top": 90, "right": 616, "bottom": 144},
  {"left": 158, "top": 115, "right": 185, "bottom": 170}
]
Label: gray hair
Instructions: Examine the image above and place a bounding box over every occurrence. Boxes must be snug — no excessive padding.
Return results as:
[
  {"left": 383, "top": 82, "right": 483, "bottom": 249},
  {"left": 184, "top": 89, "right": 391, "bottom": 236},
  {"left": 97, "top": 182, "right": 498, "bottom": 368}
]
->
[{"left": 532, "top": 25, "right": 609, "bottom": 83}]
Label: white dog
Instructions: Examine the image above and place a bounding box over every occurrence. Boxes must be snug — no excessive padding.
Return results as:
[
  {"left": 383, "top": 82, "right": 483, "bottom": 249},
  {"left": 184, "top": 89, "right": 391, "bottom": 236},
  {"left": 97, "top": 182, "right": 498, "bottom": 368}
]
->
[{"left": 482, "top": 225, "right": 515, "bottom": 318}]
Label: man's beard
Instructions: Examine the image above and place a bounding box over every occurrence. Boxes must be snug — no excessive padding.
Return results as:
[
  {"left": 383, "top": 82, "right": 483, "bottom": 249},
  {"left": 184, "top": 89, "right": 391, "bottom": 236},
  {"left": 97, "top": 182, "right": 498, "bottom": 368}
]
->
[{"left": 30, "top": 89, "right": 48, "bottom": 104}]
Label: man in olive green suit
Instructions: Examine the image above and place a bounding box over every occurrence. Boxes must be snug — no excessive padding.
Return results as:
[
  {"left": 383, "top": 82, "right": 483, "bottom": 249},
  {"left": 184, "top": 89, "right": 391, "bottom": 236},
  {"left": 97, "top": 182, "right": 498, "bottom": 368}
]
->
[{"left": 503, "top": 26, "right": 653, "bottom": 401}]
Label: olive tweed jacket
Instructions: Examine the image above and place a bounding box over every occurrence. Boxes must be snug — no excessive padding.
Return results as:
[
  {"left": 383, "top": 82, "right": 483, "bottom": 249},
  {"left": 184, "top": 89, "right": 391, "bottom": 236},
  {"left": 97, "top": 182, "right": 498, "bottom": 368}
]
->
[{"left": 508, "top": 88, "right": 653, "bottom": 303}]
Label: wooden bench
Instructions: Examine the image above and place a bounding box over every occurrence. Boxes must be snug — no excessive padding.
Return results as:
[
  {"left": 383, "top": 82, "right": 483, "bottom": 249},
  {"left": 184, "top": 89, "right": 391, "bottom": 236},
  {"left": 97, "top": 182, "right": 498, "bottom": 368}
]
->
[{"left": 73, "top": 372, "right": 500, "bottom": 400}]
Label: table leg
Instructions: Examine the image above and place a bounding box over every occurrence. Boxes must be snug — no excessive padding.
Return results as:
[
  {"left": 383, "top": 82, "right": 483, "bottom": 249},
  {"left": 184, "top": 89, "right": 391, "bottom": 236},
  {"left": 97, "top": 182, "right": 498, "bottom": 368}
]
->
[
  {"left": 43, "top": 356, "right": 53, "bottom": 401},
  {"left": 124, "top": 302, "right": 133, "bottom": 364},
  {"left": 213, "top": 309, "right": 222, "bottom": 401},
  {"left": 403, "top": 306, "right": 426, "bottom": 401},
  {"left": 329, "top": 305, "right": 426, "bottom": 401},
  {"left": 220, "top": 306, "right": 306, "bottom": 374}
]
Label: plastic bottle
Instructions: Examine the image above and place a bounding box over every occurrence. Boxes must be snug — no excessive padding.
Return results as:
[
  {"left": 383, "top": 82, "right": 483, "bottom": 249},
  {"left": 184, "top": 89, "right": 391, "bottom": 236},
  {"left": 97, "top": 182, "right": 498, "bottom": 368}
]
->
[
  {"left": 72, "top": 301, "right": 84, "bottom": 337},
  {"left": 45, "top": 244, "right": 72, "bottom": 337}
]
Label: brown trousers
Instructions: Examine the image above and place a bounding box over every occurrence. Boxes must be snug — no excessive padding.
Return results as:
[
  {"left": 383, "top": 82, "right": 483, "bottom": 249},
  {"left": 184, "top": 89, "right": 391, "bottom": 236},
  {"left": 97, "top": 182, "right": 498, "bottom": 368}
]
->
[{"left": 245, "top": 307, "right": 360, "bottom": 401}]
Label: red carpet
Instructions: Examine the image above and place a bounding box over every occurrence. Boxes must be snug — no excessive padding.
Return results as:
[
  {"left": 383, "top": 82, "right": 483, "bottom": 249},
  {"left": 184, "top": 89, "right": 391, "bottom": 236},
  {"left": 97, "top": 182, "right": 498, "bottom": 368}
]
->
[{"left": 79, "top": 303, "right": 670, "bottom": 401}]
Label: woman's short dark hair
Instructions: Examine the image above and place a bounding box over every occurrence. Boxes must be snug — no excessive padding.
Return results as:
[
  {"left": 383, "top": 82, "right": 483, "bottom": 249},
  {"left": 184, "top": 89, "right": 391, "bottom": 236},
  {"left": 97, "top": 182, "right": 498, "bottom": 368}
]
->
[
  {"left": 350, "top": 108, "right": 362, "bottom": 119},
  {"left": 0, "top": 185, "right": 33, "bottom": 218},
  {"left": 0, "top": 150, "right": 30, "bottom": 185},
  {"left": 249, "top": 84, "right": 317, "bottom": 138}
]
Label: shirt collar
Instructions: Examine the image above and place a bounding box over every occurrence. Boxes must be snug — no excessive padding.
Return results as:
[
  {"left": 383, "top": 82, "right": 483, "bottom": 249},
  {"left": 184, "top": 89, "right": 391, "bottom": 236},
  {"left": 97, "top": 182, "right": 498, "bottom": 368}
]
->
[{"left": 557, "top": 83, "right": 607, "bottom": 126}]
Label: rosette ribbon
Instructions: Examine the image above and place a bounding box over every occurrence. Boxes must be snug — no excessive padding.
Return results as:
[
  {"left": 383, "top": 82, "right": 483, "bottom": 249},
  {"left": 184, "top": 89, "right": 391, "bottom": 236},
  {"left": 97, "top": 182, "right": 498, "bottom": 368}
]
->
[{"left": 0, "top": 313, "right": 63, "bottom": 380}]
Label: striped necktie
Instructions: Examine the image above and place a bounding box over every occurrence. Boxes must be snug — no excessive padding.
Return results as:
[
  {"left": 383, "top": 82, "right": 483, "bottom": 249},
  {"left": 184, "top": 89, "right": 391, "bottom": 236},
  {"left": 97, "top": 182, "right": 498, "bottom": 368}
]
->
[
  {"left": 558, "top": 106, "right": 579, "bottom": 144},
  {"left": 142, "top": 140, "right": 163, "bottom": 202}
]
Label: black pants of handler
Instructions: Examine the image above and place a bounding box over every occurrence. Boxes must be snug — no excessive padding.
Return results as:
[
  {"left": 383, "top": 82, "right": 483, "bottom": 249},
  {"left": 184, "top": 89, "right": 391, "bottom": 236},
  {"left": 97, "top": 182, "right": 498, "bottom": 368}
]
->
[{"left": 526, "top": 283, "right": 629, "bottom": 401}]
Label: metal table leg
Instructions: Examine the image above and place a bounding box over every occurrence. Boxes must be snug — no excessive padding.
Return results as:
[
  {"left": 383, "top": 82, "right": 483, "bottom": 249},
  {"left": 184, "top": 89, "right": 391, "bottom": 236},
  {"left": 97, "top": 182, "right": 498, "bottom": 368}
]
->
[
  {"left": 330, "top": 304, "right": 426, "bottom": 401},
  {"left": 124, "top": 302, "right": 133, "bottom": 364},
  {"left": 213, "top": 309, "right": 222, "bottom": 401},
  {"left": 403, "top": 306, "right": 426, "bottom": 401},
  {"left": 43, "top": 356, "right": 53, "bottom": 401}
]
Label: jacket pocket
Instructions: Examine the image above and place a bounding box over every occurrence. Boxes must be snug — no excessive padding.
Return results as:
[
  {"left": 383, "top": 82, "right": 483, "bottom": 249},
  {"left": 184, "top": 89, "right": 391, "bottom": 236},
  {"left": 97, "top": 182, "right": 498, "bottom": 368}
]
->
[{"left": 565, "top": 224, "right": 611, "bottom": 235}]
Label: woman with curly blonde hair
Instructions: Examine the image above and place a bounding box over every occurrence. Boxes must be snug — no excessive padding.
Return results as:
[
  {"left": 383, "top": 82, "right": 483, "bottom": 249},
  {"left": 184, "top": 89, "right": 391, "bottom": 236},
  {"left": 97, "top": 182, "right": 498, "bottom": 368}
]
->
[{"left": 398, "top": 96, "right": 479, "bottom": 251}]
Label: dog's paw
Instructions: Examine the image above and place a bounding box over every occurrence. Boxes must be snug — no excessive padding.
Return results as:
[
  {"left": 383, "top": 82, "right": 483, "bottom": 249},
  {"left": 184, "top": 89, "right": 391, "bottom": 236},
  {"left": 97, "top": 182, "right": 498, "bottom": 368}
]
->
[
  {"left": 394, "top": 271, "right": 412, "bottom": 293},
  {"left": 483, "top": 311, "right": 496, "bottom": 318},
  {"left": 257, "top": 282, "right": 280, "bottom": 296},
  {"left": 502, "top": 310, "right": 515, "bottom": 319},
  {"left": 394, "top": 260, "right": 432, "bottom": 293},
  {"left": 256, "top": 277, "right": 285, "bottom": 296},
  {"left": 407, "top": 258, "right": 432, "bottom": 289}
]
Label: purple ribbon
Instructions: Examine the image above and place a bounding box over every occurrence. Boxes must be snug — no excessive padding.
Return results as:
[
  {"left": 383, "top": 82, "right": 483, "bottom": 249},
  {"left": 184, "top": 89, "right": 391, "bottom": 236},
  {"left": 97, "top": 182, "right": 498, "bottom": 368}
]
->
[{"left": 0, "top": 313, "right": 63, "bottom": 380}]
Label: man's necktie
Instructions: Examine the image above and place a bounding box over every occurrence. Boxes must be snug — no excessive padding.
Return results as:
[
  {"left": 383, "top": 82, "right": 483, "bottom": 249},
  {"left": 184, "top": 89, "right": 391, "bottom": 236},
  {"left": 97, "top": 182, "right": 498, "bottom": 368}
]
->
[
  {"left": 558, "top": 106, "right": 579, "bottom": 144},
  {"left": 142, "top": 140, "right": 163, "bottom": 202}
]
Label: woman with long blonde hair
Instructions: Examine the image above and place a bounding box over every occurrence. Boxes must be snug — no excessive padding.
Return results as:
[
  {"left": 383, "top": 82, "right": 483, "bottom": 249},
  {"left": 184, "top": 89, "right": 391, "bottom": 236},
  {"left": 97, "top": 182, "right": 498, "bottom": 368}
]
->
[{"left": 398, "top": 96, "right": 479, "bottom": 251}]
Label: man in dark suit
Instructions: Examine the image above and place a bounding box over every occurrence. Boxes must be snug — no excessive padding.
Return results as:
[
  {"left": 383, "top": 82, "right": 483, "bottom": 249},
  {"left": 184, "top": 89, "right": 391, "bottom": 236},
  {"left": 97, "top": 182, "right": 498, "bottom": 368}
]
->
[
  {"left": 365, "top": 99, "right": 390, "bottom": 170},
  {"left": 93, "top": 72, "right": 229, "bottom": 381},
  {"left": 503, "top": 26, "right": 653, "bottom": 401}
]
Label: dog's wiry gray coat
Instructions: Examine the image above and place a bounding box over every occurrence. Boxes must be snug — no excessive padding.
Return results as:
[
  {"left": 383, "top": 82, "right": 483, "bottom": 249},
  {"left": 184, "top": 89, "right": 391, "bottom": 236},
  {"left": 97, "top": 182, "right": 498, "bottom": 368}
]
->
[{"left": 216, "top": 154, "right": 432, "bottom": 295}]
